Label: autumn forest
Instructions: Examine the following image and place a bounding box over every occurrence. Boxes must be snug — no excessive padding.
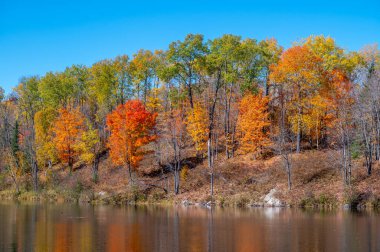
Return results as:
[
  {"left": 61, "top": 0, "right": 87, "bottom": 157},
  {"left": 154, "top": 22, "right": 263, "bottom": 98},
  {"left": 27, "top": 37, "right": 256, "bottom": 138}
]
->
[{"left": 1, "top": 34, "right": 380, "bottom": 206}]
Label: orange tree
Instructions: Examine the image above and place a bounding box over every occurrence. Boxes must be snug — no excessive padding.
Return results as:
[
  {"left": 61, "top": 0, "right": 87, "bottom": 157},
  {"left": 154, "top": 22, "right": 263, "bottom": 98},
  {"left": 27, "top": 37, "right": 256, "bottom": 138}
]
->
[
  {"left": 106, "top": 100, "right": 157, "bottom": 182},
  {"left": 237, "top": 92, "right": 271, "bottom": 155},
  {"left": 270, "top": 45, "right": 325, "bottom": 153},
  {"left": 53, "top": 107, "right": 84, "bottom": 173}
]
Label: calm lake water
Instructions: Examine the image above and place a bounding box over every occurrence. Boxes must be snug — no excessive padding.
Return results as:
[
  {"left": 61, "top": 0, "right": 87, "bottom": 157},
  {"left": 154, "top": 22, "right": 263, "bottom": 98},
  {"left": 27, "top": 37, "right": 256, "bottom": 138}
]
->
[{"left": 0, "top": 203, "right": 379, "bottom": 252}]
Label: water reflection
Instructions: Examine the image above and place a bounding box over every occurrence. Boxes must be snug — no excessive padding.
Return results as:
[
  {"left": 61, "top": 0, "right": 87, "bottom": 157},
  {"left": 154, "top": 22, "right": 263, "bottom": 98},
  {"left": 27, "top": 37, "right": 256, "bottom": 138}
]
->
[{"left": 0, "top": 203, "right": 379, "bottom": 251}]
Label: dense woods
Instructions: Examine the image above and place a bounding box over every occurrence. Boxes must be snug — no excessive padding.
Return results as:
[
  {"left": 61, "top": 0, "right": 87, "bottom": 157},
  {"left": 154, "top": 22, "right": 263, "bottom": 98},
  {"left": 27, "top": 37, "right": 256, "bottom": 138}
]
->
[{"left": 1, "top": 34, "right": 379, "bottom": 201}]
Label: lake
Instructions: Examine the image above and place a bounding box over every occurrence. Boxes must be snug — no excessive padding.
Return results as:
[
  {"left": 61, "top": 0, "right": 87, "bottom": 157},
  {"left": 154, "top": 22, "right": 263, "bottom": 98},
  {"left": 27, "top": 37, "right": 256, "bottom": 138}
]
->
[{"left": 0, "top": 203, "right": 379, "bottom": 251}]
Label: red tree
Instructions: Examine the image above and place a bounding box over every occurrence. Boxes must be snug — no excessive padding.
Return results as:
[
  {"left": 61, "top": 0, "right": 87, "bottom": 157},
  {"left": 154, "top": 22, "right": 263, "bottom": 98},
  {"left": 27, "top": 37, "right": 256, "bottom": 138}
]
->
[{"left": 106, "top": 100, "right": 157, "bottom": 182}]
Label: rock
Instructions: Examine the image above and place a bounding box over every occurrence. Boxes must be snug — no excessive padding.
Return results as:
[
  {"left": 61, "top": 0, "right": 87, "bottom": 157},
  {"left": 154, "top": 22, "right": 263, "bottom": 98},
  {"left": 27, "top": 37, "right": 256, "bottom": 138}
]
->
[
  {"left": 198, "top": 202, "right": 208, "bottom": 207},
  {"left": 96, "top": 191, "right": 108, "bottom": 200},
  {"left": 262, "top": 188, "right": 284, "bottom": 207},
  {"left": 206, "top": 201, "right": 216, "bottom": 206},
  {"left": 182, "top": 200, "right": 192, "bottom": 206},
  {"left": 250, "top": 202, "right": 264, "bottom": 207},
  {"left": 98, "top": 191, "right": 107, "bottom": 196}
]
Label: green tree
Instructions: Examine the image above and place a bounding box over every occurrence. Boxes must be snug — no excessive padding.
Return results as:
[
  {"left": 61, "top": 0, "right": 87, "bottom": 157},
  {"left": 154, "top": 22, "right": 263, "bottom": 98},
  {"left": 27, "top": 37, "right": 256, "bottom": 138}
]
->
[
  {"left": 129, "top": 49, "right": 159, "bottom": 103},
  {"left": 166, "top": 34, "right": 208, "bottom": 108},
  {"left": 89, "top": 59, "right": 118, "bottom": 110},
  {"left": 38, "top": 71, "right": 75, "bottom": 108},
  {"left": 113, "top": 55, "right": 133, "bottom": 105}
]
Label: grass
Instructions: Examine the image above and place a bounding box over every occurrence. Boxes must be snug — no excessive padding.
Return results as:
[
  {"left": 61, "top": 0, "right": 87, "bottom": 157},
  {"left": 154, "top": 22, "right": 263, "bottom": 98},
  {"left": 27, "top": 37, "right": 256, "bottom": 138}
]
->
[{"left": 299, "top": 193, "right": 338, "bottom": 209}]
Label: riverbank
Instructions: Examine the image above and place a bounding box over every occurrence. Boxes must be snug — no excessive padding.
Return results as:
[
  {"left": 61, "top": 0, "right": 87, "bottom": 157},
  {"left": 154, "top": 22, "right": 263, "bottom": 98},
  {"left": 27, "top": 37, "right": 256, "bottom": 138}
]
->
[
  {"left": 1, "top": 150, "right": 380, "bottom": 209},
  {"left": 1, "top": 186, "right": 379, "bottom": 210}
]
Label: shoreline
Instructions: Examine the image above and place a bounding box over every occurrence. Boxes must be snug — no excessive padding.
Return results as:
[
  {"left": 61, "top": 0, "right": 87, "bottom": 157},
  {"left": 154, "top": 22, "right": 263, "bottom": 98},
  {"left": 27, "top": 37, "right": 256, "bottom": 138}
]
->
[
  {"left": 2, "top": 150, "right": 380, "bottom": 211},
  {"left": 1, "top": 188, "right": 379, "bottom": 211}
]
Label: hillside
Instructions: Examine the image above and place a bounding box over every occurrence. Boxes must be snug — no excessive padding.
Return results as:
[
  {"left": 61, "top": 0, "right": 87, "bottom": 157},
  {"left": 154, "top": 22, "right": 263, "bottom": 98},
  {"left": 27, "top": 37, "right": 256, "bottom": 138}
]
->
[{"left": 2, "top": 149, "right": 380, "bottom": 209}]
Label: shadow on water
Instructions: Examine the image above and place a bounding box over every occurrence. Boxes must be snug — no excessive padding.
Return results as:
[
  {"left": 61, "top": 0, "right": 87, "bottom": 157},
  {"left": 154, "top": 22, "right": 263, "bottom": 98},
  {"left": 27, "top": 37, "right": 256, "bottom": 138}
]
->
[{"left": 0, "top": 202, "right": 379, "bottom": 251}]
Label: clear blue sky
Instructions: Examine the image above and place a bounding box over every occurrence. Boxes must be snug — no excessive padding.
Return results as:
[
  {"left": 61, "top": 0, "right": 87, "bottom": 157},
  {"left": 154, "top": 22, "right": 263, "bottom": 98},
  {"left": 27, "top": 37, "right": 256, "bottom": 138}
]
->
[{"left": 1, "top": 0, "right": 379, "bottom": 94}]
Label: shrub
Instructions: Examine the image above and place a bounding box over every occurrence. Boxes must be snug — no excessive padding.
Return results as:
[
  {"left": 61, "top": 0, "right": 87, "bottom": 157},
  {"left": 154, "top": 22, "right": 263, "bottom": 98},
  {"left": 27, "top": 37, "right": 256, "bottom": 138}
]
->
[
  {"left": 344, "top": 189, "right": 358, "bottom": 206},
  {"left": 299, "top": 193, "right": 337, "bottom": 209},
  {"left": 235, "top": 195, "right": 249, "bottom": 207},
  {"left": 180, "top": 166, "right": 189, "bottom": 181}
]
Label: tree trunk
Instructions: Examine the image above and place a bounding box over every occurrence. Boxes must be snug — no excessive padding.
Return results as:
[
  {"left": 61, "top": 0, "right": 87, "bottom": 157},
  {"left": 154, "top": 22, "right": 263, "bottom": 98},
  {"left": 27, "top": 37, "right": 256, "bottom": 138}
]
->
[
  {"left": 128, "top": 163, "right": 134, "bottom": 186},
  {"left": 208, "top": 139, "right": 214, "bottom": 201},
  {"left": 210, "top": 172, "right": 214, "bottom": 200},
  {"left": 283, "top": 154, "right": 292, "bottom": 190},
  {"left": 173, "top": 160, "right": 180, "bottom": 195},
  {"left": 287, "top": 164, "right": 292, "bottom": 190},
  {"left": 143, "top": 78, "right": 148, "bottom": 104},
  {"left": 10, "top": 171, "right": 19, "bottom": 194},
  {"left": 231, "top": 124, "right": 236, "bottom": 158},
  {"left": 92, "top": 155, "right": 99, "bottom": 183},
  {"left": 187, "top": 74, "right": 194, "bottom": 108},
  {"left": 32, "top": 160, "right": 38, "bottom": 191},
  {"left": 364, "top": 131, "right": 372, "bottom": 176},
  {"left": 296, "top": 110, "right": 301, "bottom": 153},
  {"left": 265, "top": 74, "right": 270, "bottom": 96},
  {"left": 174, "top": 169, "right": 179, "bottom": 195},
  {"left": 367, "top": 148, "right": 372, "bottom": 176},
  {"left": 69, "top": 161, "right": 73, "bottom": 175}
]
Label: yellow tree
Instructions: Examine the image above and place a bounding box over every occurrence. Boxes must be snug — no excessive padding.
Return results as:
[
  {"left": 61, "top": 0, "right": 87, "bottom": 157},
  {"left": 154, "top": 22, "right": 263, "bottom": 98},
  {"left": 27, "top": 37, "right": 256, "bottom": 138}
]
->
[
  {"left": 74, "top": 122, "right": 101, "bottom": 182},
  {"left": 270, "top": 45, "right": 325, "bottom": 153},
  {"left": 299, "top": 35, "right": 362, "bottom": 148},
  {"left": 34, "top": 108, "right": 58, "bottom": 168},
  {"left": 145, "top": 87, "right": 163, "bottom": 113},
  {"left": 302, "top": 94, "right": 336, "bottom": 148},
  {"left": 186, "top": 103, "right": 209, "bottom": 155},
  {"left": 303, "top": 35, "right": 363, "bottom": 75},
  {"left": 303, "top": 35, "right": 345, "bottom": 71},
  {"left": 53, "top": 107, "right": 85, "bottom": 173},
  {"left": 237, "top": 92, "right": 271, "bottom": 154}
]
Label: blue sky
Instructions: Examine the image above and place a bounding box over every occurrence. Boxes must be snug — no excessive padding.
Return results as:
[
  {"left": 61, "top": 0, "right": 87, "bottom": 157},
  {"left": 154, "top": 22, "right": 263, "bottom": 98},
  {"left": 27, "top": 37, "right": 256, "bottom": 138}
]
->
[{"left": 1, "top": 0, "right": 379, "bottom": 94}]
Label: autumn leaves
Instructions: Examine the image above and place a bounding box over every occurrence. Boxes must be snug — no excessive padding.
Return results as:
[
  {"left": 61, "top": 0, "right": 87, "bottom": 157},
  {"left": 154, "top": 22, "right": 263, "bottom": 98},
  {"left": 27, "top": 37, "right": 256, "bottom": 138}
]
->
[
  {"left": 47, "top": 101, "right": 157, "bottom": 180},
  {"left": 53, "top": 107, "right": 84, "bottom": 173},
  {"left": 106, "top": 100, "right": 156, "bottom": 177},
  {"left": 237, "top": 93, "right": 270, "bottom": 154},
  {"left": 5, "top": 32, "right": 378, "bottom": 195}
]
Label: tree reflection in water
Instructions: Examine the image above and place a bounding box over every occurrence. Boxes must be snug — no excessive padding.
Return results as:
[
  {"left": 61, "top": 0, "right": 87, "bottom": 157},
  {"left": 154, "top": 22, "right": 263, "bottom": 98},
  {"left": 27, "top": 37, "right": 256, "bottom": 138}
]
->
[{"left": 0, "top": 203, "right": 379, "bottom": 252}]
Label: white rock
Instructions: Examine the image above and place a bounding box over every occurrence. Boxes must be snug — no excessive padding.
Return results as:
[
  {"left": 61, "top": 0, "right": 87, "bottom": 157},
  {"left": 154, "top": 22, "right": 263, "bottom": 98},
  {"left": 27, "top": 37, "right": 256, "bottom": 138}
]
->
[
  {"left": 98, "top": 191, "right": 107, "bottom": 197},
  {"left": 263, "top": 188, "right": 283, "bottom": 207}
]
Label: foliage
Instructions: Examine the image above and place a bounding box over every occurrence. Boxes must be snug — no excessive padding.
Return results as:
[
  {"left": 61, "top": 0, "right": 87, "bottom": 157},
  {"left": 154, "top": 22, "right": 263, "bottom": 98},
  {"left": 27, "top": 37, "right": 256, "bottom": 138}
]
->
[
  {"left": 106, "top": 100, "right": 157, "bottom": 170},
  {"left": 237, "top": 92, "right": 271, "bottom": 154},
  {"left": 34, "top": 108, "right": 58, "bottom": 166},
  {"left": 129, "top": 50, "right": 159, "bottom": 101},
  {"left": 75, "top": 122, "right": 100, "bottom": 165},
  {"left": 89, "top": 59, "right": 118, "bottom": 109},
  {"left": 52, "top": 107, "right": 85, "bottom": 171},
  {"left": 11, "top": 120, "right": 20, "bottom": 156},
  {"left": 270, "top": 45, "right": 327, "bottom": 146},
  {"left": 185, "top": 103, "right": 209, "bottom": 153}
]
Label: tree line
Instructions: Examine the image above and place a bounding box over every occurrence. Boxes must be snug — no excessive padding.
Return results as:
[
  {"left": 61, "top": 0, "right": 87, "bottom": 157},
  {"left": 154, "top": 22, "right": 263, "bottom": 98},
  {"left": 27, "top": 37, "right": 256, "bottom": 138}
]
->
[{"left": 0, "top": 34, "right": 379, "bottom": 196}]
